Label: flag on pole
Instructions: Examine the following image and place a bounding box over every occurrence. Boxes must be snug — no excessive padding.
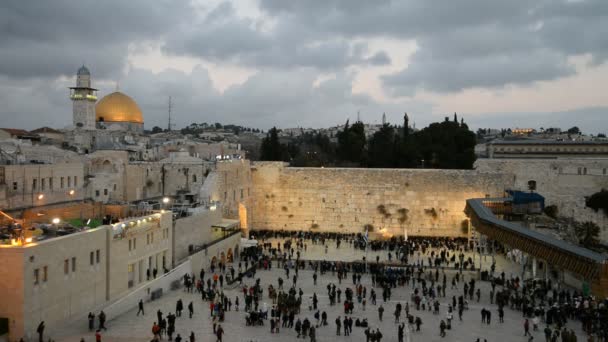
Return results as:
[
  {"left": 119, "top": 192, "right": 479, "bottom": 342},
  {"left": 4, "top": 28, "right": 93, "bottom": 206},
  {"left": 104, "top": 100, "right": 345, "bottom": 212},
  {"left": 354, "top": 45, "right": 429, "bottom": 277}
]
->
[{"left": 364, "top": 228, "right": 369, "bottom": 244}]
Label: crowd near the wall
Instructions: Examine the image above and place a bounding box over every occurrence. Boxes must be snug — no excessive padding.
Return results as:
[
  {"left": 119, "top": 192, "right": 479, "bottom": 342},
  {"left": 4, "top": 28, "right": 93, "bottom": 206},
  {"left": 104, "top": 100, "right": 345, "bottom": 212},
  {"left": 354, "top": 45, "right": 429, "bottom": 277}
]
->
[{"left": 37, "top": 229, "right": 608, "bottom": 342}]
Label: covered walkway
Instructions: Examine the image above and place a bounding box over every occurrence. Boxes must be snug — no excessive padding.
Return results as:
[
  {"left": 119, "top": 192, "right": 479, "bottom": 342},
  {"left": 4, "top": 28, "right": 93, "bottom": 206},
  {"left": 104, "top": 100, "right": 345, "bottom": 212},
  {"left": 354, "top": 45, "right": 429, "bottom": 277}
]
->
[{"left": 465, "top": 197, "right": 608, "bottom": 296}]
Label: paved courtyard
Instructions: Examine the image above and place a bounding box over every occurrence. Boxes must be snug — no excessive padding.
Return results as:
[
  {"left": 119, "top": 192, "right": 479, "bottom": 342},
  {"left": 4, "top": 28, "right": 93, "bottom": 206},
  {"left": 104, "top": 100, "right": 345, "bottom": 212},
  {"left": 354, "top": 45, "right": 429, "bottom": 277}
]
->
[{"left": 53, "top": 239, "right": 588, "bottom": 342}]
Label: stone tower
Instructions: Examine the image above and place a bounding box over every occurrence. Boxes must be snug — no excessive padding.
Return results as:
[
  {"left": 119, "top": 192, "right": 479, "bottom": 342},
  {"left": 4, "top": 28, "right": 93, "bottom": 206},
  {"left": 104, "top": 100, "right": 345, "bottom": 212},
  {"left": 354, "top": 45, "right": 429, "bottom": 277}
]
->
[{"left": 69, "top": 65, "right": 97, "bottom": 130}]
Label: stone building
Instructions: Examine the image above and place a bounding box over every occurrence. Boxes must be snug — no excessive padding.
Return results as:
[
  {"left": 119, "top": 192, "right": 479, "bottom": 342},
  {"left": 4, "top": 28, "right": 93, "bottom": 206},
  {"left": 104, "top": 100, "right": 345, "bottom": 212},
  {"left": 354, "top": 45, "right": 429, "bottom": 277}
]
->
[{"left": 487, "top": 139, "right": 608, "bottom": 158}]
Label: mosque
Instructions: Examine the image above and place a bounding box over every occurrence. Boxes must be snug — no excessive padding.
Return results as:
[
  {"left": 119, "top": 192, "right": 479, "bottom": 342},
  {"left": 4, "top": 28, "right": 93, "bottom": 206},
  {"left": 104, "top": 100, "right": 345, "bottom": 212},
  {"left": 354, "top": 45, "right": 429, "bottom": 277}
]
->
[
  {"left": 66, "top": 65, "right": 149, "bottom": 154},
  {"left": 69, "top": 65, "right": 144, "bottom": 134}
]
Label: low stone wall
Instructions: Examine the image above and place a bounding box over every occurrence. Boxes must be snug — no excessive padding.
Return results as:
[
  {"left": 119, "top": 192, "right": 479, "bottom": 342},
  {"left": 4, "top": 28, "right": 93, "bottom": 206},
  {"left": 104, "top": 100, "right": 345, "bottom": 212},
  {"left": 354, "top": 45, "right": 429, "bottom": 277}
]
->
[{"left": 102, "top": 260, "right": 191, "bottom": 322}]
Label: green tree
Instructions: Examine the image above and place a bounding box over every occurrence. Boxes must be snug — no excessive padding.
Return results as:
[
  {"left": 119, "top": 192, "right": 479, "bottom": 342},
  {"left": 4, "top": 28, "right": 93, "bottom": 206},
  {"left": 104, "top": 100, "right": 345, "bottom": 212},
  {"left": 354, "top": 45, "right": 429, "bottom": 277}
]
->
[
  {"left": 151, "top": 126, "right": 163, "bottom": 134},
  {"left": 367, "top": 124, "right": 398, "bottom": 167},
  {"left": 260, "top": 127, "right": 289, "bottom": 161},
  {"left": 586, "top": 189, "right": 608, "bottom": 216},
  {"left": 575, "top": 221, "right": 600, "bottom": 248},
  {"left": 337, "top": 120, "right": 366, "bottom": 165}
]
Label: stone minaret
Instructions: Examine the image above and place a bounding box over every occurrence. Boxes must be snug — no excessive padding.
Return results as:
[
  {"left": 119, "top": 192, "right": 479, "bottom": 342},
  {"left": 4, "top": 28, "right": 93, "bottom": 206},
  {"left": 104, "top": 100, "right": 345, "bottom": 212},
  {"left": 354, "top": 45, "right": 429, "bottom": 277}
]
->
[{"left": 69, "top": 65, "right": 97, "bottom": 130}]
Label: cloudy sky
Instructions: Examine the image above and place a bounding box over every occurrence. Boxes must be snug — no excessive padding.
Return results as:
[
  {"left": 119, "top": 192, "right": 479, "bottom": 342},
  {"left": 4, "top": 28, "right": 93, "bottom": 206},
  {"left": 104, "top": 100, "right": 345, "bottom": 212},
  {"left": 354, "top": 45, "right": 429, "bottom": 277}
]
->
[{"left": 1, "top": 0, "right": 607, "bottom": 133}]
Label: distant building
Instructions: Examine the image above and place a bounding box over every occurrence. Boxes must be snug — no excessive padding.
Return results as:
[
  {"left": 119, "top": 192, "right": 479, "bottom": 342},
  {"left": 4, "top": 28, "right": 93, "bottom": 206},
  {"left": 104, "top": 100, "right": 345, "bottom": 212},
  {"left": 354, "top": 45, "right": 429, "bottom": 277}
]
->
[{"left": 487, "top": 139, "right": 608, "bottom": 158}]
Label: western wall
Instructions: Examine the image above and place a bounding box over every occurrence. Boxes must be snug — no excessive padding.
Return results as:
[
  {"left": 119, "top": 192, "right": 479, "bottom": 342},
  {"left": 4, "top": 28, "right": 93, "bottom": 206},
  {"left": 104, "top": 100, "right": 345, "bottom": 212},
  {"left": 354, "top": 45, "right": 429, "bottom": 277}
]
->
[{"left": 249, "top": 162, "right": 514, "bottom": 238}]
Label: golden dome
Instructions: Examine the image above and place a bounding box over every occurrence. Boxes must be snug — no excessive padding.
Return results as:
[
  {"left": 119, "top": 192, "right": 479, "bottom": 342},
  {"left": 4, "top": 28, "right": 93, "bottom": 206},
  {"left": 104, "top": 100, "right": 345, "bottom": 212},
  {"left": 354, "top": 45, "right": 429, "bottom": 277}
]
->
[{"left": 95, "top": 91, "right": 143, "bottom": 124}]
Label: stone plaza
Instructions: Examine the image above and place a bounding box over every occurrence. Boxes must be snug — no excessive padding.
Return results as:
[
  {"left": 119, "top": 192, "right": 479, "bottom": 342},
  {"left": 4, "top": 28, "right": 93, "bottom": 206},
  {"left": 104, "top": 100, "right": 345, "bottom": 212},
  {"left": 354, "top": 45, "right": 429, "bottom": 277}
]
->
[{"left": 51, "top": 238, "right": 588, "bottom": 342}]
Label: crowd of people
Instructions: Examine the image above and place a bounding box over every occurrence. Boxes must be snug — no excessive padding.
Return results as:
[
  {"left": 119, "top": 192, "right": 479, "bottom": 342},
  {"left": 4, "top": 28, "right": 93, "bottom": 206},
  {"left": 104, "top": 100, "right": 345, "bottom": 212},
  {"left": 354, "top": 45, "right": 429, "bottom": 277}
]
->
[{"left": 53, "top": 229, "right": 607, "bottom": 341}]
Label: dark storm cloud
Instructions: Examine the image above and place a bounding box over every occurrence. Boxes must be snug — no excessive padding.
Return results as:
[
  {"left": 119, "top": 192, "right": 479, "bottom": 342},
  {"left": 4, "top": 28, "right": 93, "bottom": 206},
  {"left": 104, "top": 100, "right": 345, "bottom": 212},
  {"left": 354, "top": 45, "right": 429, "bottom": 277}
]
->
[{"left": 0, "top": 0, "right": 195, "bottom": 79}]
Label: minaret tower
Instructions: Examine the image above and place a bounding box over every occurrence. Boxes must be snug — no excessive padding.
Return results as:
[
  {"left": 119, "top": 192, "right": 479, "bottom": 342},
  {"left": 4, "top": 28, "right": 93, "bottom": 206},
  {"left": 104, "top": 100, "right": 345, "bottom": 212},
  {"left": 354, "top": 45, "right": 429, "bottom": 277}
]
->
[{"left": 69, "top": 65, "right": 98, "bottom": 130}]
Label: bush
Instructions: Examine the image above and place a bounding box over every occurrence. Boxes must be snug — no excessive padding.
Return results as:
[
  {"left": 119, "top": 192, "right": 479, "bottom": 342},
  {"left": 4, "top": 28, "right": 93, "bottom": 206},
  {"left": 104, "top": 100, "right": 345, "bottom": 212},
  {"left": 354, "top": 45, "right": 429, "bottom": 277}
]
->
[
  {"left": 397, "top": 208, "right": 409, "bottom": 224},
  {"left": 461, "top": 219, "right": 469, "bottom": 235},
  {"left": 364, "top": 224, "right": 374, "bottom": 232},
  {"left": 586, "top": 189, "right": 608, "bottom": 216},
  {"left": 544, "top": 205, "right": 559, "bottom": 219},
  {"left": 424, "top": 208, "right": 438, "bottom": 219}
]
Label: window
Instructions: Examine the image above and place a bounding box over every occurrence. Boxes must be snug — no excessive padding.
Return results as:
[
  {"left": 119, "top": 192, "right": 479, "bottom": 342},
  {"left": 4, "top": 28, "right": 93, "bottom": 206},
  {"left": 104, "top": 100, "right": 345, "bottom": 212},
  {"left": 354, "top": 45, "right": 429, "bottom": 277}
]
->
[
  {"left": 64, "top": 259, "right": 69, "bottom": 274},
  {"left": 49, "top": 178, "right": 53, "bottom": 190},
  {"left": 12, "top": 182, "right": 17, "bottom": 190},
  {"left": 603, "top": 168, "right": 606, "bottom": 175},
  {"left": 104, "top": 189, "right": 108, "bottom": 195},
  {"left": 578, "top": 167, "right": 582, "bottom": 175},
  {"left": 34, "top": 268, "right": 40, "bottom": 285},
  {"left": 583, "top": 167, "right": 587, "bottom": 175},
  {"left": 67, "top": 176, "right": 71, "bottom": 187},
  {"left": 71, "top": 257, "right": 76, "bottom": 272},
  {"left": 60, "top": 177, "right": 64, "bottom": 188},
  {"left": 96, "top": 250, "right": 100, "bottom": 263},
  {"left": 90, "top": 251, "right": 94, "bottom": 265},
  {"left": 147, "top": 234, "right": 150, "bottom": 245},
  {"left": 233, "top": 190, "right": 236, "bottom": 201},
  {"left": 43, "top": 266, "right": 48, "bottom": 282},
  {"left": 74, "top": 176, "right": 78, "bottom": 187},
  {"left": 95, "top": 190, "right": 100, "bottom": 197},
  {"left": 224, "top": 192, "right": 227, "bottom": 201},
  {"left": 113, "top": 184, "right": 117, "bottom": 191},
  {"left": 192, "top": 174, "right": 197, "bottom": 183},
  {"left": 133, "top": 238, "right": 136, "bottom": 249},
  {"left": 240, "top": 189, "right": 244, "bottom": 199},
  {"left": 32, "top": 179, "right": 37, "bottom": 191},
  {"left": 41, "top": 178, "right": 45, "bottom": 190},
  {"left": 151, "top": 232, "right": 154, "bottom": 243},
  {"left": 129, "top": 239, "right": 132, "bottom": 251}
]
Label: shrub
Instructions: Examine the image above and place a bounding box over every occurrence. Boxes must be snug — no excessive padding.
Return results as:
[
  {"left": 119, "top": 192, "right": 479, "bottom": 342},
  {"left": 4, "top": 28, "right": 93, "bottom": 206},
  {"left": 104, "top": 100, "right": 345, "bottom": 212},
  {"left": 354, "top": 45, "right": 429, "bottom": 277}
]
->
[
  {"left": 281, "top": 206, "right": 288, "bottom": 212},
  {"left": 544, "top": 205, "right": 558, "bottom": 219},
  {"left": 575, "top": 221, "right": 600, "bottom": 248},
  {"left": 364, "top": 224, "right": 374, "bottom": 232},
  {"left": 424, "top": 208, "right": 438, "bottom": 219},
  {"left": 586, "top": 189, "right": 608, "bottom": 216},
  {"left": 397, "top": 208, "right": 409, "bottom": 224},
  {"left": 311, "top": 223, "right": 320, "bottom": 229}
]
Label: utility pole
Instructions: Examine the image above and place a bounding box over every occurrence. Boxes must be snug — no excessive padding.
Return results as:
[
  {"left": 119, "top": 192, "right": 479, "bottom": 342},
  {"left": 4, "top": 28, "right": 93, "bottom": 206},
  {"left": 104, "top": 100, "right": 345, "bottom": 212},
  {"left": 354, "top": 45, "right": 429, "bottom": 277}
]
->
[{"left": 167, "top": 96, "right": 172, "bottom": 131}]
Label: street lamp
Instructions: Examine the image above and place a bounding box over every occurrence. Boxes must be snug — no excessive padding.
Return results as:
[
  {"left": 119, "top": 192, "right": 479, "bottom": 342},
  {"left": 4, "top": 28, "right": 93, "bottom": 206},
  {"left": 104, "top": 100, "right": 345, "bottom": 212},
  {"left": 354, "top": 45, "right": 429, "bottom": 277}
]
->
[
  {"left": 37, "top": 194, "right": 44, "bottom": 200},
  {"left": 51, "top": 218, "right": 60, "bottom": 224},
  {"left": 162, "top": 197, "right": 170, "bottom": 204}
]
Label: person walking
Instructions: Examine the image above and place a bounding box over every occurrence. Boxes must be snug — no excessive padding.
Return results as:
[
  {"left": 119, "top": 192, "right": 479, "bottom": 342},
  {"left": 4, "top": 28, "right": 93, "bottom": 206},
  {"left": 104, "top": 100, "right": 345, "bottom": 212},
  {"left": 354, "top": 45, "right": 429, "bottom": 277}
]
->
[
  {"left": 216, "top": 324, "right": 224, "bottom": 342},
  {"left": 188, "top": 301, "right": 194, "bottom": 318},
  {"left": 378, "top": 304, "right": 384, "bottom": 321},
  {"left": 88, "top": 313, "right": 95, "bottom": 331},
  {"left": 524, "top": 318, "right": 531, "bottom": 336},
  {"left": 440, "top": 320, "right": 446, "bottom": 337},
  {"left": 137, "top": 299, "right": 145, "bottom": 316},
  {"left": 95, "top": 330, "right": 101, "bottom": 342},
  {"left": 36, "top": 321, "right": 45, "bottom": 342},
  {"left": 335, "top": 316, "right": 341, "bottom": 335},
  {"left": 398, "top": 323, "right": 405, "bottom": 342},
  {"left": 98, "top": 311, "right": 107, "bottom": 331}
]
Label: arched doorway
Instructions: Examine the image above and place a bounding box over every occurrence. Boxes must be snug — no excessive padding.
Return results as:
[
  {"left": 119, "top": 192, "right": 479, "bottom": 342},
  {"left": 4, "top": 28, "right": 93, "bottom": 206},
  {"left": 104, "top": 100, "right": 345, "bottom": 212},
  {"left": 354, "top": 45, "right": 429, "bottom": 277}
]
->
[{"left": 227, "top": 248, "right": 233, "bottom": 263}]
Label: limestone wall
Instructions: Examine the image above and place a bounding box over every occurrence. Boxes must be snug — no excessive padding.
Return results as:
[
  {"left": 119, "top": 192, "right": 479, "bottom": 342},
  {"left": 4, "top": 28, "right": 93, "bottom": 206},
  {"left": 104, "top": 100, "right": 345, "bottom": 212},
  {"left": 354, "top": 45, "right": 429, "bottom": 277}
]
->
[
  {"left": 203, "top": 159, "right": 253, "bottom": 228},
  {"left": 250, "top": 163, "right": 513, "bottom": 237},
  {"left": 475, "top": 158, "right": 608, "bottom": 240},
  {"left": 173, "top": 208, "right": 222, "bottom": 263}
]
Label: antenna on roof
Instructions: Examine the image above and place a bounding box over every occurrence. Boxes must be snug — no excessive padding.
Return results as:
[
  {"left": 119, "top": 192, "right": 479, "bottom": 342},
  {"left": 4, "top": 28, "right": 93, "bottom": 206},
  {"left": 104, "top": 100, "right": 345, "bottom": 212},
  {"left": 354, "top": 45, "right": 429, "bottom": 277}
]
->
[
  {"left": 357, "top": 110, "right": 361, "bottom": 123},
  {"left": 115, "top": 80, "right": 120, "bottom": 92}
]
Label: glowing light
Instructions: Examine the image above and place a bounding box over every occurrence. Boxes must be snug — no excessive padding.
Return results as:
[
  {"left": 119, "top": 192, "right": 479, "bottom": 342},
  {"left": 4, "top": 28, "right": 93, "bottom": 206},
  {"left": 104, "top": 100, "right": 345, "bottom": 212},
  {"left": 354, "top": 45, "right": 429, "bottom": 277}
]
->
[
  {"left": 51, "top": 218, "right": 60, "bottom": 224},
  {"left": 209, "top": 205, "right": 217, "bottom": 211},
  {"left": 25, "top": 237, "right": 33, "bottom": 243},
  {"left": 162, "top": 197, "right": 170, "bottom": 204},
  {"left": 11, "top": 239, "right": 18, "bottom": 246},
  {"left": 37, "top": 194, "right": 44, "bottom": 200},
  {"left": 69, "top": 190, "right": 75, "bottom": 196},
  {"left": 121, "top": 224, "right": 126, "bottom": 228},
  {"left": 86, "top": 219, "right": 91, "bottom": 225}
]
